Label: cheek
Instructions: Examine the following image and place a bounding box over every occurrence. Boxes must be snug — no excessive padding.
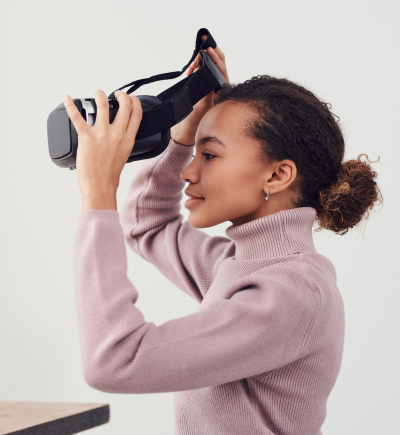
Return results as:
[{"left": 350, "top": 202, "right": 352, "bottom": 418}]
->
[
  {"left": 203, "top": 163, "right": 259, "bottom": 200},
  {"left": 201, "top": 164, "right": 234, "bottom": 197}
]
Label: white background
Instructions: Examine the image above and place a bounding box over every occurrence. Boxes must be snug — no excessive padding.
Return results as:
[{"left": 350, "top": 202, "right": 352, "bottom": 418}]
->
[{"left": 1, "top": 0, "right": 399, "bottom": 434}]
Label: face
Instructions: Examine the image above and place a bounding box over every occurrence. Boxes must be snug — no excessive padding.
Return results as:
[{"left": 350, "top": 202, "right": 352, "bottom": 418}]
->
[{"left": 180, "top": 101, "right": 296, "bottom": 229}]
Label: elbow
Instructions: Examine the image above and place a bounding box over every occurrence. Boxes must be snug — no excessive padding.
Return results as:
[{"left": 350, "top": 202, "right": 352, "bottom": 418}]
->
[
  {"left": 82, "top": 363, "right": 140, "bottom": 394},
  {"left": 81, "top": 359, "right": 120, "bottom": 393},
  {"left": 83, "top": 369, "right": 124, "bottom": 393},
  {"left": 82, "top": 365, "right": 112, "bottom": 392}
]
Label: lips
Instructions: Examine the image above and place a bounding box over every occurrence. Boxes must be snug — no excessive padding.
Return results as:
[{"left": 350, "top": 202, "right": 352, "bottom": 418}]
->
[{"left": 184, "top": 190, "right": 204, "bottom": 199}]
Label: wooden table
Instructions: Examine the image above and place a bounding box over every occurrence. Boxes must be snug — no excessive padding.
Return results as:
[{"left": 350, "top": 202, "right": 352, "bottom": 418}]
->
[{"left": 0, "top": 401, "right": 109, "bottom": 434}]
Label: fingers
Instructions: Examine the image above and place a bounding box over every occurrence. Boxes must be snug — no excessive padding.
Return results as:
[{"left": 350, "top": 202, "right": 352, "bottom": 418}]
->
[
  {"left": 63, "top": 95, "right": 89, "bottom": 135},
  {"left": 94, "top": 89, "right": 112, "bottom": 130},
  {"left": 185, "top": 43, "right": 228, "bottom": 84},
  {"left": 126, "top": 94, "right": 143, "bottom": 141},
  {"left": 185, "top": 36, "right": 207, "bottom": 75},
  {"left": 186, "top": 53, "right": 201, "bottom": 76},
  {"left": 206, "top": 47, "right": 229, "bottom": 85},
  {"left": 213, "top": 45, "right": 225, "bottom": 64},
  {"left": 200, "top": 34, "right": 225, "bottom": 66},
  {"left": 112, "top": 90, "right": 133, "bottom": 131}
]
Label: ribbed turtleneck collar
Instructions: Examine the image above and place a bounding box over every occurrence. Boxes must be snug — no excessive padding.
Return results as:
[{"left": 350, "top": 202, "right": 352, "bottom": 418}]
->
[{"left": 224, "top": 207, "right": 317, "bottom": 261}]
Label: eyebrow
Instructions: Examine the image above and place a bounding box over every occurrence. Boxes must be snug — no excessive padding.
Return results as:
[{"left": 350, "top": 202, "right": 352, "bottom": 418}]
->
[{"left": 197, "top": 135, "right": 227, "bottom": 149}]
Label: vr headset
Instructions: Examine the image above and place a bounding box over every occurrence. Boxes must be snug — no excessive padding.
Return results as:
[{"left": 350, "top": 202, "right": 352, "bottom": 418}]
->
[{"left": 47, "top": 28, "right": 227, "bottom": 170}]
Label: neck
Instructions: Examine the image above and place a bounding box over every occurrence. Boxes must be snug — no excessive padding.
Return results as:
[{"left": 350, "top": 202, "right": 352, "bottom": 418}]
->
[
  {"left": 230, "top": 200, "right": 297, "bottom": 227},
  {"left": 225, "top": 207, "right": 318, "bottom": 261}
]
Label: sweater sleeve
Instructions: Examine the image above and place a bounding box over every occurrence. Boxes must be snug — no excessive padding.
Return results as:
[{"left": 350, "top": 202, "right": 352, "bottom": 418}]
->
[
  {"left": 119, "top": 138, "right": 233, "bottom": 303},
  {"left": 73, "top": 210, "right": 319, "bottom": 394}
]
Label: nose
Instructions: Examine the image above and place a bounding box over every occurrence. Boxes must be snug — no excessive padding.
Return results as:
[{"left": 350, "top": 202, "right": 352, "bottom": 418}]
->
[{"left": 180, "top": 158, "right": 199, "bottom": 184}]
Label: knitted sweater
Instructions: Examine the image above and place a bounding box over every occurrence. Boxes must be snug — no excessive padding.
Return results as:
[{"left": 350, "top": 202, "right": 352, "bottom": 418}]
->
[{"left": 73, "top": 138, "right": 345, "bottom": 435}]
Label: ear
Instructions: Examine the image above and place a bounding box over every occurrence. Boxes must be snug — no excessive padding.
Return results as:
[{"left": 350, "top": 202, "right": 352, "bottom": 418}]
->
[{"left": 263, "top": 159, "right": 297, "bottom": 195}]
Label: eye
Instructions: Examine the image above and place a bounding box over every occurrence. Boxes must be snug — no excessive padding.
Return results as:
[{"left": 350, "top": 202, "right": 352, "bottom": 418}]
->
[
  {"left": 191, "top": 153, "right": 216, "bottom": 161},
  {"left": 201, "top": 152, "right": 216, "bottom": 161}
]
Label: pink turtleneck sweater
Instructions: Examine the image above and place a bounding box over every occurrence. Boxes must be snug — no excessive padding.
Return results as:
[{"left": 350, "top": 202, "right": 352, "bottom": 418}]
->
[{"left": 74, "top": 138, "right": 345, "bottom": 435}]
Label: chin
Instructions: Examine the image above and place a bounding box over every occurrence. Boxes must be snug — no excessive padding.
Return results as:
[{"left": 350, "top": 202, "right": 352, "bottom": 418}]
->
[
  {"left": 187, "top": 214, "right": 207, "bottom": 229},
  {"left": 187, "top": 212, "right": 223, "bottom": 229}
]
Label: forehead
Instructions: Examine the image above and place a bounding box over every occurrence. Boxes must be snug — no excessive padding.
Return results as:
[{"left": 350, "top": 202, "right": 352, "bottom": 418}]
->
[{"left": 198, "top": 101, "right": 250, "bottom": 134}]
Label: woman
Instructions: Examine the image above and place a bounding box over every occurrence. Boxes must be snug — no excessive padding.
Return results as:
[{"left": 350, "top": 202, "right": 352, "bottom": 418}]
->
[{"left": 66, "top": 36, "right": 382, "bottom": 435}]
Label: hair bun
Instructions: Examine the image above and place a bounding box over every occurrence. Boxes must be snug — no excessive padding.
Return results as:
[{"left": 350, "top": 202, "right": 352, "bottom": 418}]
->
[{"left": 315, "top": 154, "right": 383, "bottom": 235}]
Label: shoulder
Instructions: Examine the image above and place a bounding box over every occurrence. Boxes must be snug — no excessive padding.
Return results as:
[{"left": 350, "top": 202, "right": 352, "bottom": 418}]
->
[
  {"left": 300, "top": 251, "right": 338, "bottom": 288},
  {"left": 235, "top": 257, "right": 320, "bottom": 313}
]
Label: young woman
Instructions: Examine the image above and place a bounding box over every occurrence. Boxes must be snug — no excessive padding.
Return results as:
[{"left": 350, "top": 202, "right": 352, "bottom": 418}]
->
[{"left": 68, "top": 37, "right": 382, "bottom": 435}]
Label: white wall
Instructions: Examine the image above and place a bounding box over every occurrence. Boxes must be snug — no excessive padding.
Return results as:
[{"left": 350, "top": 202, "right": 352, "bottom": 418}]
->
[{"left": 1, "top": 0, "right": 398, "bottom": 433}]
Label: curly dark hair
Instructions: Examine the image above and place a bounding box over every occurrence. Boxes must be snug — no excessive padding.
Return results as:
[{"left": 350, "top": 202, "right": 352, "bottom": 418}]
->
[{"left": 214, "top": 75, "right": 383, "bottom": 235}]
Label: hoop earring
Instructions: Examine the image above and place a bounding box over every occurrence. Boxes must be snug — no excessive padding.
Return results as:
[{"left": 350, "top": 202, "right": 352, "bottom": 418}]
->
[{"left": 265, "top": 189, "right": 270, "bottom": 200}]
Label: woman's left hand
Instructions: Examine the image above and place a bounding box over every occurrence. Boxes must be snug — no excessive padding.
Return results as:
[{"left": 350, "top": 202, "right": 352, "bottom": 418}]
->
[{"left": 63, "top": 89, "right": 143, "bottom": 202}]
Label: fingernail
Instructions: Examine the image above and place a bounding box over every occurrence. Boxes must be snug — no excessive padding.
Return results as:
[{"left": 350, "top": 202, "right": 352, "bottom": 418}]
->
[{"left": 63, "top": 95, "right": 71, "bottom": 101}]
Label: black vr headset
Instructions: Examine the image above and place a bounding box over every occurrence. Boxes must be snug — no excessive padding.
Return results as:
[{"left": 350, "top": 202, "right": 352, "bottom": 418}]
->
[{"left": 47, "top": 28, "right": 227, "bottom": 170}]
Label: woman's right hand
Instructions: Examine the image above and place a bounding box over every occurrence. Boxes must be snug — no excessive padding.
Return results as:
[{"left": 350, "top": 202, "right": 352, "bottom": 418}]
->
[{"left": 170, "top": 35, "right": 229, "bottom": 146}]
